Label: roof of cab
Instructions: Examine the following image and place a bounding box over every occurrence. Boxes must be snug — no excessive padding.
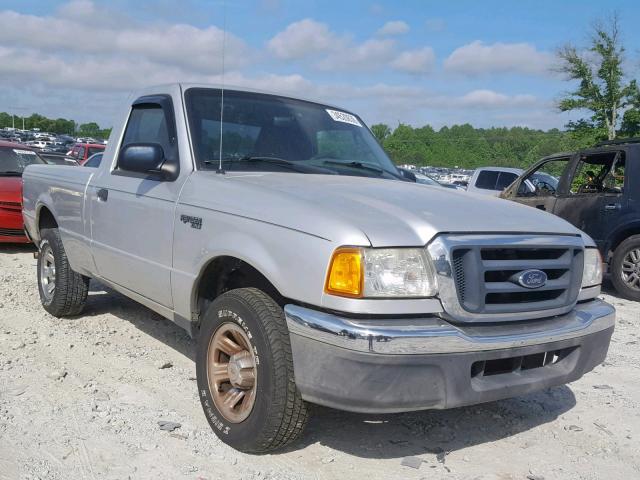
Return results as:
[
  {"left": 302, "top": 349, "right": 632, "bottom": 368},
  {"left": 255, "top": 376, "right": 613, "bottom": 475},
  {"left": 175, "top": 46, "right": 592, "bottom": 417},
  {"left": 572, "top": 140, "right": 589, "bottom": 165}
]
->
[{"left": 133, "top": 82, "right": 350, "bottom": 114}]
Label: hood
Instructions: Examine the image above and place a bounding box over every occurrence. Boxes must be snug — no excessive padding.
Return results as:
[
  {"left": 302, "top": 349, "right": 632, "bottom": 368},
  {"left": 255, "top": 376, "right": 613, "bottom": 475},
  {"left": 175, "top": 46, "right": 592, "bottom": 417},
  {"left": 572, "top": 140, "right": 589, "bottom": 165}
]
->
[
  {"left": 0, "top": 176, "right": 22, "bottom": 203},
  {"left": 186, "top": 172, "right": 582, "bottom": 247}
]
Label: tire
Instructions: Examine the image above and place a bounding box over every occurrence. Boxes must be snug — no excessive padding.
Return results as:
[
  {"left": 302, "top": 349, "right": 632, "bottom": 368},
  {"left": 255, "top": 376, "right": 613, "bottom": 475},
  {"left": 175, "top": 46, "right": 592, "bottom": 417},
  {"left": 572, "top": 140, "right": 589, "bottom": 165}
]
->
[
  {"left": 37, "top": 228, "right": 90, "bottom": 317},
  {"left": 610, "top": 234, "right": 640, "bottom": 301},
  {"left": 196, "top": 287, "right": 308, "bottom": 453}
]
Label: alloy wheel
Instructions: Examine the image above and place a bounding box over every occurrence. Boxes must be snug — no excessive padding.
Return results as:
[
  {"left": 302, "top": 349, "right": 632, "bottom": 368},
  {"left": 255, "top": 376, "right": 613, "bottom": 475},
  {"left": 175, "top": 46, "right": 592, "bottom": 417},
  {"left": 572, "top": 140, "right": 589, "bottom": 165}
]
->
[{"left": 206, "top": 322, "right": 258, "bottom": 423}]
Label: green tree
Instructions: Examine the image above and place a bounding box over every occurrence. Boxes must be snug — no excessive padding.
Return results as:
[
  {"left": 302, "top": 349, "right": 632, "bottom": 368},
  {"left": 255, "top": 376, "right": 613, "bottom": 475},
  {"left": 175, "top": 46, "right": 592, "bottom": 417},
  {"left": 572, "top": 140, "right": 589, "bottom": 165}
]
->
[
  {"left": 0, "top": 112, "right": 12, "bottom": 129},
  {"left": 620, "top": 108, "right": 640, "bottom": 136},
  {"left": 556, "top": 15, "right": 637, "bottom": 140},
  {"left": 78, "top": 122, "right": 101, "bottom": 137},
  {"left": 370, "top": 123, "right": 391, "bottom": 143}
]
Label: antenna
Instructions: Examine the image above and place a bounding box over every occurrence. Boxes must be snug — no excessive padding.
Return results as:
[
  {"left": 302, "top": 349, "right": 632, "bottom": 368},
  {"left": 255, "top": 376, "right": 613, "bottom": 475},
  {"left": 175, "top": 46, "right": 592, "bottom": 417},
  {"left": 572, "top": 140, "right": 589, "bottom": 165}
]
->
[{"left": 216, "top": 2, "right": 227, "bottom": 174}]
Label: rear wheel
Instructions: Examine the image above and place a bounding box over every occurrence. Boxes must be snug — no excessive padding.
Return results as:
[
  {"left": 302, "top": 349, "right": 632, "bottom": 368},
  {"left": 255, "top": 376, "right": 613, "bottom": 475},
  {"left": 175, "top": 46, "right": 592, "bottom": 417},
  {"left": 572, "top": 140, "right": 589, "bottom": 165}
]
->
[
  {"left": 196, "top": 288, "right": 308, "bottom": 453},
  {"left": 37, "top": 228, "right": 90, "bottom": 317},
  {"left": 611, "top": 235, "right": 640, "bottom": 301}
]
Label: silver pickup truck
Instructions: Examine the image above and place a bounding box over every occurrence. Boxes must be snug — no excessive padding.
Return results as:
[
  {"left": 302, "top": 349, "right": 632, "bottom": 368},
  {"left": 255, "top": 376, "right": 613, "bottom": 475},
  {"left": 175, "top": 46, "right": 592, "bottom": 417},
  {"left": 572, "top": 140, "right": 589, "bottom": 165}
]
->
[{"left": 22, "top": 83, "right": 614, "bottom": 453}]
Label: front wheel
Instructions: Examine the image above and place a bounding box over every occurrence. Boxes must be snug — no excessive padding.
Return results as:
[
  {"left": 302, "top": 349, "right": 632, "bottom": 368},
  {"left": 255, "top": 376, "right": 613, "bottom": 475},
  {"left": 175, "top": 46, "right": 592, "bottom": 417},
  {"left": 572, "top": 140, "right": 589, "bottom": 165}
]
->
[
  {"left": 196, "top": 288, "right": 308, "bottom": 453},
  {"left": 610, "top": 235, "right": 640, "bottom": 301}
]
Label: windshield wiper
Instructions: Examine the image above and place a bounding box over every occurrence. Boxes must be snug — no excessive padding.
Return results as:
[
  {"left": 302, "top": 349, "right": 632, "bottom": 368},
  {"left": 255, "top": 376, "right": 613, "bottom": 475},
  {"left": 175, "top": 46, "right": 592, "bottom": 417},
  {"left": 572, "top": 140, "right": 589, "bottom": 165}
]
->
[
  {"left": 0, "top": 171, "right": 23, "bottom": 176},
  {"left": 321, "top": 159, "right": 402, "bottom": 179},
  {"left": 205, "top": 156, "right": 333, "bottom": 174}
]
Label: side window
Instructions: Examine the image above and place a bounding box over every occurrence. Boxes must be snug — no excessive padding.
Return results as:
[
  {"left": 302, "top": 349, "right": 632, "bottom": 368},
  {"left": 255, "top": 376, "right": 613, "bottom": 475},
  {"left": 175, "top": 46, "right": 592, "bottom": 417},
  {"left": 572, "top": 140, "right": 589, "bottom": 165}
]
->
[
  {"left": 77, "top": 146, "right": 86, "bottom": 159},
  {"left": 517, "top": 158, "right": 567, "bottom": 197},
  {"left": 496, "top": 172, "right": 518, "bottom": 190},
  {"left": 122, "top": 106, "right": 170, "bottom": 152},
  {"left": 475, "top": 170, "right": 499, "bottom": 190},
  {"left": 569, "top": 151, "right": 624, "bottom": 195}
]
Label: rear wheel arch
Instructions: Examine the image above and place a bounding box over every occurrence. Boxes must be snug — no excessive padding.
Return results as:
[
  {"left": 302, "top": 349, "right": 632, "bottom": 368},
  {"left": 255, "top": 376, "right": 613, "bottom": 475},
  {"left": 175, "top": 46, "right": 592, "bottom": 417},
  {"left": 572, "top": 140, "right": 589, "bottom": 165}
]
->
[
  {"left": 37, "top": 205, "right": 58, "bottom": 239},
  {"left": 607, "top": 223, "right": 640, "bottom": 260}
]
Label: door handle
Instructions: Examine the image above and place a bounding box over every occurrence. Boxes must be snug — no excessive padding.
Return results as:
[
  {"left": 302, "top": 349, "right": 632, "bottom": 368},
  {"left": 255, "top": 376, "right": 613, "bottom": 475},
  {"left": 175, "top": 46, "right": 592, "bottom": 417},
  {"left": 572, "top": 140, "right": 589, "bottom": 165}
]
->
[
  {"left": 97, "top": 188, "right": 108, "bottom": 202},
  {"left": 604, "top": 203, "right": 621, "bottom": 211},
  {"left": 535, "top": 204, "right": 546, "bottom": 211}
]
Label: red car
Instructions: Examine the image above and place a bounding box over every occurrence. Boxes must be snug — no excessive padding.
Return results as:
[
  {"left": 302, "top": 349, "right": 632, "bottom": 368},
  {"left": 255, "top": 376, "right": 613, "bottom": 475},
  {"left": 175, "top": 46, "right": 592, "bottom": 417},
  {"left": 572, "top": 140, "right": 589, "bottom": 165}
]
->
[
  {"left": 67, "top": 142, "right": 106, "bottom": 165},
  {"left": 0, "top": 141, "right": 45, "bottom": 243}
]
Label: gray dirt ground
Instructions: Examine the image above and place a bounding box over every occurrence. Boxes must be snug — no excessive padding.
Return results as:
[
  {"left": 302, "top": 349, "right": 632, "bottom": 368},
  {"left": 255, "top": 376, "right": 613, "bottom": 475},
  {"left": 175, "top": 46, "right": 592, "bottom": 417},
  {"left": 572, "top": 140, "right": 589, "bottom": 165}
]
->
[{"left": 0, "top": 245, "right": 638, "bottom": 480}]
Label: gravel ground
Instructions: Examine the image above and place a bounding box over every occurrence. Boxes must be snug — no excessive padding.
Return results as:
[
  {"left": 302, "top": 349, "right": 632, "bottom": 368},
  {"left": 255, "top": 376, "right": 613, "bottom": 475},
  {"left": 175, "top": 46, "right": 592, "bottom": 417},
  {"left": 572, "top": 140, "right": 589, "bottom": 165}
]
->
[{"left": 0, "top": 244, "right": 638, "bottom": 480}]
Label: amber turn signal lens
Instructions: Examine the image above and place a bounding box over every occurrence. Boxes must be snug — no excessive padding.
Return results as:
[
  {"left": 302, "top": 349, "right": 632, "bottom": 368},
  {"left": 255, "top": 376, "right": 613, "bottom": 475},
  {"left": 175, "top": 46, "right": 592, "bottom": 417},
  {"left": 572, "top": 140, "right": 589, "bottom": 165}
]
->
[{"left": 325, "top": 247, "right": 363, "bottom": 298}]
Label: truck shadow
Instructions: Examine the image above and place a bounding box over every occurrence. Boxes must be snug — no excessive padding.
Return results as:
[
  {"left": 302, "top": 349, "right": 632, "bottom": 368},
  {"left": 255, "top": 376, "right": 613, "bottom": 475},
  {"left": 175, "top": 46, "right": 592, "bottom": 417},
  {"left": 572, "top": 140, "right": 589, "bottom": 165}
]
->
[
  {"left": 0, "top": 244, "right": 37, "bottom": 255},
  {"left": 293, "top": 386, "right": 576, "bottom": 459},
  {"left": 601, "top": 277, "right": 633, "bottom": 302},
  {"left": 83, "top": 280, "right": 196, "bottom": 362},
  {"left": 81, "top": 280, "right": 577, "bottom": 460}
]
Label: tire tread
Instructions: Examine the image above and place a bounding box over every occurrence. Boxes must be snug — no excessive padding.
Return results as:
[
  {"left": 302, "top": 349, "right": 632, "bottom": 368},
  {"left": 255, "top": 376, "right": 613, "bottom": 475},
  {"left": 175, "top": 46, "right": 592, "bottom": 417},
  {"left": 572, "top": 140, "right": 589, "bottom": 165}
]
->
[{"left": 39, "top": 228, "right": 89, "bottom": 317}]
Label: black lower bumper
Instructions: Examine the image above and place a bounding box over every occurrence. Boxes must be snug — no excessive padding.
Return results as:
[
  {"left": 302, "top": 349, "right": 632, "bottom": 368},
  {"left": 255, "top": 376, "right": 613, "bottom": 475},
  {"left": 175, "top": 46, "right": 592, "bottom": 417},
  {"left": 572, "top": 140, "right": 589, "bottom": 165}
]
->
[{"left": 286, "top": 302, "right": 614, "bottom": 413}]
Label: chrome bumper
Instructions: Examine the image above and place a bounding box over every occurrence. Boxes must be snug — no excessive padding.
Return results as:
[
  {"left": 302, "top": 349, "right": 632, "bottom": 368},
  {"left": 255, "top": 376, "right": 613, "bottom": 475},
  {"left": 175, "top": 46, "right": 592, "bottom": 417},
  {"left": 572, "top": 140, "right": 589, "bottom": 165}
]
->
[{"left": 284, "top": 299, "right": 615, "bottom": 355}]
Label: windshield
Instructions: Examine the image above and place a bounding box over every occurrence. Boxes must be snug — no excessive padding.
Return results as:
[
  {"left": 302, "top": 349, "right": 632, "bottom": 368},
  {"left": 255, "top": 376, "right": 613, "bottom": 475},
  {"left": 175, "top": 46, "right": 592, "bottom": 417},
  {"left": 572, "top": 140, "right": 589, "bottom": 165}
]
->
[
  {"left": 0, "top": 147, "right": 45, "bottom": 175},
  {"left": 184, "top": 88, "right": 401, "bottom": 179}
]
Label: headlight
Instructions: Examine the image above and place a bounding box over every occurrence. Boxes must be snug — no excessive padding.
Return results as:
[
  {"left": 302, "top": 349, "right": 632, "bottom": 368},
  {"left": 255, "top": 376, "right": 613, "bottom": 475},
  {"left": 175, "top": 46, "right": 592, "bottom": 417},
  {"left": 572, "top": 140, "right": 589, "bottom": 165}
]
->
[
  {"left": 582, "top": 248, "right": 603, "bottom": 288},
  {"left": 325, "top": 247, "right": 437, "bottom": 298}
]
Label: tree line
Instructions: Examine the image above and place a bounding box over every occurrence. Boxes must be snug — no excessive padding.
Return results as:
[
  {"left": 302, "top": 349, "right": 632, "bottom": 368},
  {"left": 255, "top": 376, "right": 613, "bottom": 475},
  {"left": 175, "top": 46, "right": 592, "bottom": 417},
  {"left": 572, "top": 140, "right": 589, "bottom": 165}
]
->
[
  {"left": 370, "top": 124, "right": 597, "bottom": 169},
  {"left": 0, "top": 111, "right": 112, "bottom": 139}
]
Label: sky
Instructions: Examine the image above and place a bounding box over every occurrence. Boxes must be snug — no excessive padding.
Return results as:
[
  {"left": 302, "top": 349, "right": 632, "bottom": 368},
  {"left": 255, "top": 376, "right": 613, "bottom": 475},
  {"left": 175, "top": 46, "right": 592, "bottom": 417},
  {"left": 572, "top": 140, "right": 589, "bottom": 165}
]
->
[{"left": 0, "top": 0, "right": 639, "bottom": 130}]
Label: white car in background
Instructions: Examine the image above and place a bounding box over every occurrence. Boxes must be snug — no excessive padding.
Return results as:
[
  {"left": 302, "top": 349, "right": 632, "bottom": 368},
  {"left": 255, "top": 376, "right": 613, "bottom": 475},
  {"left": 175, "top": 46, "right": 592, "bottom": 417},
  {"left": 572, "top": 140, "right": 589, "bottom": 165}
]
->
[
  {"left": 31, "top": 140, "right": 51, "bottom": 149},
  {"left": 467, "top": 167, "right": 523, "bottom": 196}
]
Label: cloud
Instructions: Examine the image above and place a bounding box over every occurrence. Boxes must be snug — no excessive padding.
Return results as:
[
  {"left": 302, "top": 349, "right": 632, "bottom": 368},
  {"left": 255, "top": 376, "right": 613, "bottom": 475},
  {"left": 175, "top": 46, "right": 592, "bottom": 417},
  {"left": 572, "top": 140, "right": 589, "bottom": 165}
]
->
[
  {"left": 317, "top": 38, "right": 397, "bottom": 71},
  {"left": 444, "top": 41, "right": 553, "bottom": 76},
  {"left": 269, "top": 19, "right": 432, "bottom": 74},
  {"left": 0, "top": 7, "right": 249, "bottom": 74},
  {"left": 455, "top": 90, "right": 537, "bottom": 108},
  {"left": 267, "top": 18, "right": 340, "bottom": 60},
  {"left": 377, "top": 20, "right": 410, "bottom": 36},
  {"left": 391, "top": 47, "right": 435, "bottom": 74}
]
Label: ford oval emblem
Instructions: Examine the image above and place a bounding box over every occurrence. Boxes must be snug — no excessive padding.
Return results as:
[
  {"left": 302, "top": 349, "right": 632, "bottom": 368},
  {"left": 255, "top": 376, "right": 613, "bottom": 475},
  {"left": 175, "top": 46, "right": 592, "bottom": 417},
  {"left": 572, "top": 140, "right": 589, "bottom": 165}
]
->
[{"left": 517, "top": 269, "right": 547, "bottom": 289}]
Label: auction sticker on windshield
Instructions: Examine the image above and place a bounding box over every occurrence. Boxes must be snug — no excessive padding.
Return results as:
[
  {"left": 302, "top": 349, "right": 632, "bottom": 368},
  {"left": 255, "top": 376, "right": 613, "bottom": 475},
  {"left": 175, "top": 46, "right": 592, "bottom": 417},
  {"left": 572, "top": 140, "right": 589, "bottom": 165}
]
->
[
  {"left": 326, "top": 109, "right": 362, "bottom": 127},
  {"left": 13, "top": 149, "right": 36, "bottom": 155}
]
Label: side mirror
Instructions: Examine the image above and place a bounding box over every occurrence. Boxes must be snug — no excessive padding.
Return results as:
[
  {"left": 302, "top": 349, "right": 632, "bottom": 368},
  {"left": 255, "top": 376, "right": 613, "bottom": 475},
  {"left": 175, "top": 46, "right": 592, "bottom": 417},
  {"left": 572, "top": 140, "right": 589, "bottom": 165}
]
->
[{"left": 118, "top": 143, "right": 178, "bottom": 180}]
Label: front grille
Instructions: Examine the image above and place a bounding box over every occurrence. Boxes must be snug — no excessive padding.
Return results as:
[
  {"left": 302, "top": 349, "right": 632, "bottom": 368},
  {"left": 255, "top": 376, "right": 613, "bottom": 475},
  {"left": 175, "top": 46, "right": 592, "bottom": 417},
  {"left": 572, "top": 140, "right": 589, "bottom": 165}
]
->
[
  {"left": 0, "top": 228, "right": 25, "bottom": 237},
  {"left": 451, "top": 243, "right": 583, "bottom": 315}
]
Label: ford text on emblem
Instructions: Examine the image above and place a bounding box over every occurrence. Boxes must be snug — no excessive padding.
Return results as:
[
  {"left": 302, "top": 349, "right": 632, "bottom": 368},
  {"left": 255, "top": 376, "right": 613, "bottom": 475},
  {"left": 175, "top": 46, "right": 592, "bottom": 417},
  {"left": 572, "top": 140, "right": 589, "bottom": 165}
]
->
[{"left": 517, "top": 269, "right": 547, "bottom": 289}]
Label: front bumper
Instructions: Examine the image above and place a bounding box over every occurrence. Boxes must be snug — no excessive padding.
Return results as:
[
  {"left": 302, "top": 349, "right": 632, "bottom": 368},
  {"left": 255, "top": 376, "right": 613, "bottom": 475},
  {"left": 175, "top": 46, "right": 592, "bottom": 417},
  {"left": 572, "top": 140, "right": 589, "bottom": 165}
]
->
[
  {"left": 285, "top": 299, "right": 615, "bottom": 413},
  {"left": 0, "top": 229, "right": 30, "bottom": 243},
  {"left": 1, "top": 209, "right": 30, "bottom": 243}
]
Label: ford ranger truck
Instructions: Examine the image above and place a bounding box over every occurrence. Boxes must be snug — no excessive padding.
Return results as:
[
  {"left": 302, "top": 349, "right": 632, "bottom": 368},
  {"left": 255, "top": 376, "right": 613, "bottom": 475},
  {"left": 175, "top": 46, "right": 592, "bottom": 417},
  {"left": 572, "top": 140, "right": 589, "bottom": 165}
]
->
[{"left": 22, "top": 84, "right": 614, "bottom": 453}]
